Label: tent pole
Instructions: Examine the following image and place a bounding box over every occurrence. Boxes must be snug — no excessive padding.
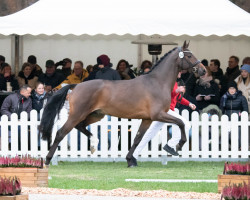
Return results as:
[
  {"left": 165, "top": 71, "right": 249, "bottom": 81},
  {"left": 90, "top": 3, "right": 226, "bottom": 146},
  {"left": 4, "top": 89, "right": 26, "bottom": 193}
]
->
[{"left": 14, "top": 34, "right": 20, "bottom": 76}]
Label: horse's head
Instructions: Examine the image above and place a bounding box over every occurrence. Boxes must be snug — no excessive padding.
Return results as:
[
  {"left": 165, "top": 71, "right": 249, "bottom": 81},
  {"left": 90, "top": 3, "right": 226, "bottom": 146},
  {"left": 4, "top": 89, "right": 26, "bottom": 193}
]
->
[{"left": 177, "top": 41, "right": 206, "bottom": 77}]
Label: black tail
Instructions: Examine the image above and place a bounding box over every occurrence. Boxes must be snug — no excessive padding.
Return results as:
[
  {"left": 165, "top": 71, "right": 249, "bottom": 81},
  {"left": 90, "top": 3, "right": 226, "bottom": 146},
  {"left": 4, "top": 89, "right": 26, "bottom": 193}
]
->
[{"left": 38, "top": 84, "right": 77, "bottom": 143}]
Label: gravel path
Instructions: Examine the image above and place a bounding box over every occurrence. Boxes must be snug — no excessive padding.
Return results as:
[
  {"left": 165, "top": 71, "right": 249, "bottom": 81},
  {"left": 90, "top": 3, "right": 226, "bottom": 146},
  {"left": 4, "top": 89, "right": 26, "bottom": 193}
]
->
[{"left": 22, "top": 187, "right": 221, "bottom": 199}]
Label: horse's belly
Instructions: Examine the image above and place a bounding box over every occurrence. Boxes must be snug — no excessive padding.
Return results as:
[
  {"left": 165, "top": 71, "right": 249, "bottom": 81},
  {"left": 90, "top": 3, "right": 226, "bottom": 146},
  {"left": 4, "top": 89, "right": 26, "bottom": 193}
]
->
[{"left": 103, "top": 108, "right": 150, "bottom": 119}]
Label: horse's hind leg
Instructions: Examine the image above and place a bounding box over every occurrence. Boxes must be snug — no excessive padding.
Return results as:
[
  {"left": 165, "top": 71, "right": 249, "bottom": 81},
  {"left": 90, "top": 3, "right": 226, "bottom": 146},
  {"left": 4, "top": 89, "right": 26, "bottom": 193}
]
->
[
  {"left": 126, "top": 119, "right": 152, "bottom": 167},
  {"left": 153, "top": 110, "right": 189, "bottom": 154},
  {"left": 75, "top": 112, "right": 105, "bottom": 153},
  {"left": 45, "top": 119, "right": 78, "bottom": 165}
]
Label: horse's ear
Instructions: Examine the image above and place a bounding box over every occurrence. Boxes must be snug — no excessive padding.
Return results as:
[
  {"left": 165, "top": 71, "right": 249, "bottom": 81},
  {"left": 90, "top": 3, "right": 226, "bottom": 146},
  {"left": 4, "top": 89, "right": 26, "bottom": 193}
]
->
[{"left": 182, "top": 40, "right": 189, "bottom": 49}]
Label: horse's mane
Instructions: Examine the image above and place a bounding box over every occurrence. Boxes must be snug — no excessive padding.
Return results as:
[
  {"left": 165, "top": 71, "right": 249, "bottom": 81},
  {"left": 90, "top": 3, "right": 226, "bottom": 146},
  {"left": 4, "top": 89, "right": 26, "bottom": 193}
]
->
[{"left": 144, "top": 47, "right": 178, "bottom": 75}]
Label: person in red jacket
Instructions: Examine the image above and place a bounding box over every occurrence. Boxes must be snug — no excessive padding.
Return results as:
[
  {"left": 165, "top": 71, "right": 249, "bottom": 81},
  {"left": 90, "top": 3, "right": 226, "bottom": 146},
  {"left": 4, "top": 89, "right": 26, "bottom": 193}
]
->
[{"left": 129, "top": 72, "right": 196, "bottom": 166}]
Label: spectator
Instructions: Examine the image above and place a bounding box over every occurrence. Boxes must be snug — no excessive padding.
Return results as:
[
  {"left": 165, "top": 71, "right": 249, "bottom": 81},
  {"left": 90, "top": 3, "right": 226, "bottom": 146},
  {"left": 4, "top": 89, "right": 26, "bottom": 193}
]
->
[
  {"left": 116, "top": 59, "right": 136, "bottom": 80},
  {"left": 31, "top": 82, "right": 51, "bottom": 116},
  {"left": 84, "top": 64, "right": 99, "bottom": 81},
  {"left": 38, "top": 60, "right": 65, "bottom": 93},
  {"left": 242, "top": 57, "right": 250, "bottom": 65},
  {"left": 224, "top": 55, "right": 241, "bottom": 84},
  {"left": 193, "top": 66, "right": 220, "bottom": 111},
  {"left": 201, "top": 59, "right": 208, "bottom": 67},
  {"left": 54, "top": 61, "right": 89, "bottom": 90},
  {"left": 27, "top": 55, "right": 43, "bottom": 77},
  {"left": 17, "top": 62, "right": 38, "bottom": 89},
  {"left": 139, "top": 60, "right": 152, "bottom": 75},
  {"left": 55, "top": 58, "right": 72, "bottom": 79},
  {"left": 95, "top": 54, "right": 121, "bottom": 80},
  {"left": 86, "top": 65, "right": 94, "bottom": 74},
  {"left": 234, "top": 64, "right": 250, "bottom": 118},
  {"left": 178, "top": 69, "right": 197, "bottom": 96},
  {"left": 220, "top": 81, "right": 248, "bottom": 150},
  {"left": 199, "top": 104, "right": 222, "bottom": 150},
  {"left": 0, "top": 63, "right": 19, "bottom": 91},
  {"left": 95, "top": 54, "right": 121, "bottom": 150},
  {"left": 209, "top": 59, "right": 227, "bottom": 97},
  {"left": 143, "top": 66, "right": 151, "bottom": 74},
  {"left": 220, "top": 81, "right": 248, "bottom": 120},
  {"left": 1, "top": 85, "right": 32, "bottom": 120},
  {"left": 0, "top": 55, "right": 5, "bottom": 71}
]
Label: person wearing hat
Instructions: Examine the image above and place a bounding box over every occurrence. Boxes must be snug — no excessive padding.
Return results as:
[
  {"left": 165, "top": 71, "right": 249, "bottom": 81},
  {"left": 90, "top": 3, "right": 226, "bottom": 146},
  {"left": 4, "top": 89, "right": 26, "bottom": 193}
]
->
[
  {"left": 55, "top": 58, "right": 73, "bottom": 79},
  {"left": 235, "top": 64, "right": 250, "bottom": 117},
  {"left": 94, "top": 54, "right": 120, "bottom": 150},
  {"left": 220, "top": 81, "right": 248, "bottom": 150},
  {"left": 27, "top": 55, "right": 43, "bottom": 77},
  {"left": 95, "top": 54, "right": 121, "bottom": 81},
  {"left": 38, "top": 60, "right": 65, "bottom": 92},
  {"left": 220, "top": 81, "right": 248, "bottom": 120}
]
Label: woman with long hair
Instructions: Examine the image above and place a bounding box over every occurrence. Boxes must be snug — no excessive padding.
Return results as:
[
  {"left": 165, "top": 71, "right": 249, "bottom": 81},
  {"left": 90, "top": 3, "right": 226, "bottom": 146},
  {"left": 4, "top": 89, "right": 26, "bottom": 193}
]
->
[{"left": 235, "top": 64, "right": 250, "bottom": 118}]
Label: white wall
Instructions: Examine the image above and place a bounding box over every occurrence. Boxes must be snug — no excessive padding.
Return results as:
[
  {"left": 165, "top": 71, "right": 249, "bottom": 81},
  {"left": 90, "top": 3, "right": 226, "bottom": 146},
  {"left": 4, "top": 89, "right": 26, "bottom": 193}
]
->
[
  {"left": 0, "top": 35, "right": 12, "bottom": 64},
  {"left": 22, "top": 34, "right": 138, "bottom": 71}
]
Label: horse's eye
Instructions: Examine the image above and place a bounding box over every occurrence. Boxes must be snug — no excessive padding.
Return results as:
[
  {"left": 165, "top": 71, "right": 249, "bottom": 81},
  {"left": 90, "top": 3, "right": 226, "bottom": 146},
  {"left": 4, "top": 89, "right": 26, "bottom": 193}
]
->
[{"left": 188, "top": 55, "right": 192, "bottom": 58}]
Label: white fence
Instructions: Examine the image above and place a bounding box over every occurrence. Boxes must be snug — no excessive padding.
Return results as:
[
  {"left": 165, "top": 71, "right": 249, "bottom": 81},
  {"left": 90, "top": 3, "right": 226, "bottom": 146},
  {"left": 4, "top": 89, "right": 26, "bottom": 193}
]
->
[{"left": 0, "top": 109, "right": 249, "bottom": 162}]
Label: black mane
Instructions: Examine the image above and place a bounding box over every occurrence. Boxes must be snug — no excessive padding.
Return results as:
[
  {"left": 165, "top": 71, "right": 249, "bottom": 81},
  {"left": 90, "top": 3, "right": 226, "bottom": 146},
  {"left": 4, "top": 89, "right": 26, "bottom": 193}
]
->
[{"left": 144, "top": 47, "right": 178, "bottom": 75}]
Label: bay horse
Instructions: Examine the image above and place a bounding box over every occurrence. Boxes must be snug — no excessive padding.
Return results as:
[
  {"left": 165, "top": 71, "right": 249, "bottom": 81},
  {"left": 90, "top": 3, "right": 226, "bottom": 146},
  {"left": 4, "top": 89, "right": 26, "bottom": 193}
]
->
[{"left": 39, "top": 41, "right": 206, "bottom": 165}]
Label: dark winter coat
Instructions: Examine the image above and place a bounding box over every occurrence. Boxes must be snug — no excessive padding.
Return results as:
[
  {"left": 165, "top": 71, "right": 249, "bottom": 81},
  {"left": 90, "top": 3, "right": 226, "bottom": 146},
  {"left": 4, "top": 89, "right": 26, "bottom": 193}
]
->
[
  {"left": 95, "top": 66, "right": 121, "bottom": 80},
  {"left": 38, "top": 72, "right": 65, "bottom": 89},
  {"left": 0, "top": 74, "right": 19, "bottom": 91},
  {"left": 193, "top": 80, "right": 220, "bottom": 111},
  {"left": 31, "top": 91, "right": 51, "bottom": 113},
  {"left": 225, "top": 66, "right": 241, "bottom": 84},
  {"left": 179, "top": 72, "right": 197, "bottom": 96},
  {"left": 211, "top": 68, "right": 227, "bottom": 97},
  {"left": 0, "top": 92, "right": 32, "bottom": 119},
  {"left": 220, "top": 90, "right": 248, "bottom": 119}
]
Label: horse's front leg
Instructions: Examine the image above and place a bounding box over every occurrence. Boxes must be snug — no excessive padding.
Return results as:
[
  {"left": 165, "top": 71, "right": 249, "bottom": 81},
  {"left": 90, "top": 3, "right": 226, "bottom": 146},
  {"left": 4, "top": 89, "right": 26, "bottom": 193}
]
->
[
  {"left": 126, "top": 119, "right": 152, "bottom": 167},
  {"left": 45, "top": 120, "right": 75, "bottom": 165}
]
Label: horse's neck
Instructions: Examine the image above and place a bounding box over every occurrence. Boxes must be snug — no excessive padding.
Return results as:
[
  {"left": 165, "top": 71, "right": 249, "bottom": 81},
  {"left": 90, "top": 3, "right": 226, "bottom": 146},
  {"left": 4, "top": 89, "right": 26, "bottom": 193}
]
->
[{"left": 150, "top": 50, "right": 179, "bottom": 90}]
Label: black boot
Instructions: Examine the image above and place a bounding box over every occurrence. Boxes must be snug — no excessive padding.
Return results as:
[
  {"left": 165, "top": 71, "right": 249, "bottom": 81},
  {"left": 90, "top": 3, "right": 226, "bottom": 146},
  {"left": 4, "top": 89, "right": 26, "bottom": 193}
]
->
[
  {"left": 126, "top": 156, "right": 138, "bottom": 168},
  {"left": 163, "top": 144, "right": 179, "bottom": 156}
]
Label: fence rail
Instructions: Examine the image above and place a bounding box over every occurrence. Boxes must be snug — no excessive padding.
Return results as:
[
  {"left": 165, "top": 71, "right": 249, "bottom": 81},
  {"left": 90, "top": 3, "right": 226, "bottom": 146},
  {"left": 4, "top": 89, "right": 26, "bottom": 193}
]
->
[{"left": 0, "top": 109, "right": 249, "bottom": 162}]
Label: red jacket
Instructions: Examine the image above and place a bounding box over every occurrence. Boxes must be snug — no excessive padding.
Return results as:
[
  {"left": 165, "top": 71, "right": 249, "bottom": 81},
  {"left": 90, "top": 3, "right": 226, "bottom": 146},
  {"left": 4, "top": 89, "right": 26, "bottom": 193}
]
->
[{"left": 170, "top": 82, "right": 190, "bottom": 111}]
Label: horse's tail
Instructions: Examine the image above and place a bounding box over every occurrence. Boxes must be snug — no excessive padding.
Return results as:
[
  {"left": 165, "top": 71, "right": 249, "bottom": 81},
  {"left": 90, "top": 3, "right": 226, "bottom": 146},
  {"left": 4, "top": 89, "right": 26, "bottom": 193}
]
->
[{"left": 38, "top": 84, "right": 77, "bottom": 143}]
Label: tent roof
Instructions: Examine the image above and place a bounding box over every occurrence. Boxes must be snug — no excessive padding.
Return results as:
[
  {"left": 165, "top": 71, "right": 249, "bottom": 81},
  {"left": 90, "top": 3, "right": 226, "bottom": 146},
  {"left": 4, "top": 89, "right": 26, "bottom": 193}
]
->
[{"left": 0, "top": 0, "right": 250, "bottom": 36}]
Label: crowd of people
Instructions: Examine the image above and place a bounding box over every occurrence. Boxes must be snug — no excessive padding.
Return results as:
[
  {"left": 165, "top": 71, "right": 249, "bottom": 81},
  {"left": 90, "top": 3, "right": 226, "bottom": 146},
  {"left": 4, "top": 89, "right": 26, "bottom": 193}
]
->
[{"left": 0, "top": 54, "right": 249, "bottom": 121}]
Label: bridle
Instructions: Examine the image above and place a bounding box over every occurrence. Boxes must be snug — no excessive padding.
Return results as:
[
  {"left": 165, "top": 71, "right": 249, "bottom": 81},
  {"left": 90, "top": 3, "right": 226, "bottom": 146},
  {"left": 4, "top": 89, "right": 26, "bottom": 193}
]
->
[
  {"left": 177, "top": 47, "right": 201, "bottom": 73},
  {"left": 176, "top": 47, "right": 201, "bottom": 103}
]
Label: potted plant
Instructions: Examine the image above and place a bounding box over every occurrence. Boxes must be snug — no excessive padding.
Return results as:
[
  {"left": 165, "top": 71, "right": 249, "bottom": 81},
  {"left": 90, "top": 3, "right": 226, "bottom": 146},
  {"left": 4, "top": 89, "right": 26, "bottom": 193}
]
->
[
  {"left": 218, "top": 162, "right": 250, "bottom": 193},
  {"left": 0, "top": 155, "right": 48, "bottom": 187},
  {"left": 222, "top": 182, "right": 250, "bottom": 200},
  {"left": 0, "top": 176, "right": 28, "bottom": 200}
]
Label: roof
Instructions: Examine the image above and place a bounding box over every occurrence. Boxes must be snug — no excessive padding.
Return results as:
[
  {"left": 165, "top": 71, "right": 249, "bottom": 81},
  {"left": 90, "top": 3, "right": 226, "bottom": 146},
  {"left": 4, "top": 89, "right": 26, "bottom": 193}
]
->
[{"left": 0, "top": 0, "right": 249, "bottom": 36}]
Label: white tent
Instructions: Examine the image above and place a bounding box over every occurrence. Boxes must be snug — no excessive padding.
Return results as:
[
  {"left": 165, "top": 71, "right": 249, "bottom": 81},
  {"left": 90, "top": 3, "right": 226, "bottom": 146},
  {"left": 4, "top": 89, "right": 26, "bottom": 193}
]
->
[
  {"left": 0, "top": 0, "right": 250, "bottom": 70},
  {"left": 0, "top": 0, "right": 250, "bottom": 36}
]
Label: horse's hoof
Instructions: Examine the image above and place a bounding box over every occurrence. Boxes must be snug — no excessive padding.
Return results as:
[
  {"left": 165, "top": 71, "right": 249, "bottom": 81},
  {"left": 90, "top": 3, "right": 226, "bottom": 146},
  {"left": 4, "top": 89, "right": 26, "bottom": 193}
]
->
[
  {"left": 176, "top": 143, "right": 182, "bottom": 152},
  {"left": 90, "top": 146, "right": 96, "bottom": 154},
  {"left": 163, "top": 144, "right": 179, "bottom": 156},
  {"left": 127, "top": 156, "right": 138, "bottom": 168},
  {"left": 44, "top": 164, "right": 50, "bottom": 169},
  {"left": 90, "top": 136, "right": 99, "bottom": 154}
]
